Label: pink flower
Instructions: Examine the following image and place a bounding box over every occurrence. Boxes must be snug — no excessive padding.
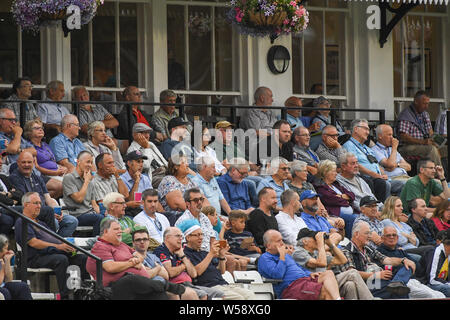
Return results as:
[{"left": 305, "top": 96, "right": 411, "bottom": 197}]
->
[
  {"left": 290, "top": 1, "right": 297, "bottom": 6},
  {"left": 235, "top": 8, "right": 244, "bottom": 22},
  {"left": 283, "top": 18, "right": 289, "bottom": 25}
]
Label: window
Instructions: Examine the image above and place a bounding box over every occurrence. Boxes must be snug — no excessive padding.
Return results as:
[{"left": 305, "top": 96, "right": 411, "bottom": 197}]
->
[
  {"left": 292, "top": 4, "right": 347, "bottom": 97},
  {"left": 167, "top": 0, "right": 239, "bottom": 110}
]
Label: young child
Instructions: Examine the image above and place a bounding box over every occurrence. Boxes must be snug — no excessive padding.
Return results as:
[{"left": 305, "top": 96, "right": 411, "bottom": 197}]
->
[
  {"left": 224, "top": 210, "right": 261, "bottom": 260},
  {"left": 201, "top": 206, "right": 223, "bottom": 239}
]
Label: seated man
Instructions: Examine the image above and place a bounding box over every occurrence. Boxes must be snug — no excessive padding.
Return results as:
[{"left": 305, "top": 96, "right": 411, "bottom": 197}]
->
[
  {"left": 300, "top": 190, "right": 344, "bottom": 245},
  {"left": 415, "top": 230, "right": 450, "bottom": 297},
  {"left": 159, "top": 117, "right": 190, "bottom": 161},
  {"left": 127, "top": 123, "right": 168, "bottom": 188},
  {"left": 294, "top": 228, "right": 374, "bottom": 300},
  {"left": 36, "top": 80, "right": 70, "bottom": 139},
  {"left": 246, "top": 187, "right": 279, "bottom": 251},
  {"left": 152, "top": 89, "right": 191, "bottom": 141},
  {"left": 73, "top": 86, "right": 119, "bottom": 141},
  {"left": 0, "top": 108, "right": 36, "bottom": 167},
  {"left": 258, "top": 229, "right": 342, "bottom": 300},
  {"left": 133, "top": 189, "right": 171, "bottom": 244},
  {"left": 175, "top": 188, "right": 216, "bottom": 252},
  {"left": 377, "top": 226, "right": 445, "bottom": 299},
  {"left": 15, "top": 192, "right": 90, "bottom": 300},
  {"left": 191, "top": 155, "right": 231, "bottom": 217},
  {"left": 49, "top": 114, "right": 86, "bottom": 173},
  {"left": 343, "top": 119, "right": 402, "bottom": 201},
  {"left": 120, "top": 150, "right": 153, "bottom": 217},
  {"left": 372, "top": 124, "right": 411, "bottom": 182},
  {"left": 83, "top": 121, "right": 125, "bottom": 173},
  {"left": 131, "top": 228, "right": 199, "bottom": 300},
  {"left": 91, "top": 153, "right": 130, "bottom": 208},
  {"left": 406, "top": 198, "right": 439, "bottom": 248},
  {"left": 239, "top": 86, "right": 277, "bottom": 137},
  {"left": 400, "top": 159, "right": 449, "bottom": 216},
  {"left": 336, "top": 152, "right": 378, "bottom": 211},
  {"left": 275, "top": 189, "right": 307, "bottom": 246},
  {"left": 316, "top": 125, "right": 347, "bottom": 163},
  {"left": 1, "top": 77, "right": 38, "bottom": 123},
  {"left": 181, "top": 219, "right": 256, "bottom": 300},
  {"left": 337, "top": 220, "right": 416, "bottom": 299},
  {"left": 86, "top": 219, "right": 185, "bottom": 300},
  {"left": 354, "top": 196, "right": 384, "bottom": 249},
  {"left": 217, "top": 158, "right": 254, "bottom": 213},
  {"left": 62, "top": 150, "right": 103, "bottom": 236},
  {"left": 256, "top": 157, "right": 290, "bottom": 210},
  {"left": 10, "top": 151, "right": 78, "bottom": 237},
  {"left": 397, "top": 90, "right": 443, "bottom": 166},
  {"left": 292, "top": 126, "right": 320, "bottom": 179}
]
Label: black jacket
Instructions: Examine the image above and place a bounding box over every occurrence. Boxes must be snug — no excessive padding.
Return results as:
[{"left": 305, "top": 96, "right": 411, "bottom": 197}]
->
[
  {"left": 415, "top": 244, "right": 447, "bottom": 285},
  {"left": 407, "top": 216, "right": 439, "bottom": 247},
  {"left": 0, "top": 174, "right": 23, "bottom": 206}
]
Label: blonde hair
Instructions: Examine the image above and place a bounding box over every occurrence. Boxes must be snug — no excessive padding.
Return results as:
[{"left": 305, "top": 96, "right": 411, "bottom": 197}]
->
[
  {"left": 201, "top": 205, "right": 216, "bottom": 216},
  {"left": 317, "top": 160, "right": 337, "bottom": 180},
  {"left": 380, "top": 196, "right": 401, "bottom": 221}
]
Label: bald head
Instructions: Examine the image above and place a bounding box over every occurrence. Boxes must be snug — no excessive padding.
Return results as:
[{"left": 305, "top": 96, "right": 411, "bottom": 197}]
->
[
  {"left": 382, "top": 226, "right": 399, "bottom": 249},
  {"left": 18, "top": 151, "right": 35, "bottom": 177},
  {"left": 375, "top": 124, "right": 394, "bottom": 147}
]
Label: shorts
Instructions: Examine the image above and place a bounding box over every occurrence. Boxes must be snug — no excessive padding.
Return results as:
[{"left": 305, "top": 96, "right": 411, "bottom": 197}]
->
[{"left": 281, "top": 276, "right": 323, "bottom": 300}]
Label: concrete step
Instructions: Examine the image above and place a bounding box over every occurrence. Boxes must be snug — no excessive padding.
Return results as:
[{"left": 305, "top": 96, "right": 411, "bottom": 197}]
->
[{"left": 31, "top": 292, "right": 58, "bottom": 300}]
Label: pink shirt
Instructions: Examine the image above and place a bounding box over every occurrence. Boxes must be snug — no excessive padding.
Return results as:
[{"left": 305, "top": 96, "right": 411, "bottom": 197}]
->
[
  {"left": 86, "top": 238, "right": 149, "bottom": 287},
  {"left": 431, "top": 217, "right": 450, "bottom": 232}
]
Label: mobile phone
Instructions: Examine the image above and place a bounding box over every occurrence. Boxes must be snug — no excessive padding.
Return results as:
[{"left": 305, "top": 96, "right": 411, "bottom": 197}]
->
[{"left": 219, "top": 240, "right": 227, "bottom": 248}]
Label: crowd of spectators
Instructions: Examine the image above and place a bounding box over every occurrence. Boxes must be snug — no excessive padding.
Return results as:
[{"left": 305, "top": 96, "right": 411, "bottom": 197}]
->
[{"left": 0, "top": 80, "right": 449, "bottom": 300}]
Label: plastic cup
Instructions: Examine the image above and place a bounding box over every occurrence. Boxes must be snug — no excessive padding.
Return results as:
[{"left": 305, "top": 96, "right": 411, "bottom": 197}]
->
[
  {"left": 134, "top": 192, "right": 142, "bottom": 202},
  {"left": 54, "top": 206, "right": 62, "bottom": 215}
]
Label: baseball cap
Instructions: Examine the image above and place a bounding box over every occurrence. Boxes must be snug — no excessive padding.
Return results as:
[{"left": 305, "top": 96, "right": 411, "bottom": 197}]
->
[
  {"left": 360, "top": 195, "right": 381, "bottom": 207},
  {"left": 168, "top": 117, "right": 190, "bottom": 132},
  {"left": 132, "top": 123, "right": 152, "bottom": 133},
  {"left": 300, "top": 190, "right": 319, "bottom": 202},
  {"left": 296, "top": 228, "right": 319, "bottom": 240},
  {"left": 125, "top": 150, "right": 148, "bottom": 161},
  {"left": 215, "top": 121, "right": 234, "bottom": 129}
]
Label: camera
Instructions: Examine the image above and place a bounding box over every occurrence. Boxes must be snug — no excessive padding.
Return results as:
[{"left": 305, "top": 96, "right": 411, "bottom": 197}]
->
[{"left": 367, "top": 154, "right": 378, "bottom": 164}]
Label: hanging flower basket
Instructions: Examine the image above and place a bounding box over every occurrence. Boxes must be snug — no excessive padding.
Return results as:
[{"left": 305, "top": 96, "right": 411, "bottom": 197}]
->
[
  {"left": 11, "top": 0, "right": 105, "bottom": 34},
  {"left": 227, "top": 0, "right": 309, "bottom": 41}
]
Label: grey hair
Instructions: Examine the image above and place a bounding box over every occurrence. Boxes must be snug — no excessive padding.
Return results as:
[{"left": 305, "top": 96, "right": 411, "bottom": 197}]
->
[
  {"left": 0, "top": 234, "right": 9, "bottom": 250},
  {"left": 72, "top": 86, "right": 88, "bottom": 99},
  {"left": 350, "top": 119, "right": 368, "bottom": 132},
  {"left": 351, "top": 220, "right": 370, "bottom": 238},
  {"left": 322, "top": 125, "right": 337, "bottom": 135},
  {"left": 290, "top": 159, "right": 307, "bottom": 176},
  {"left": 87, "top": 121, "right": 105, "bottom": 139},
  {"left": 269, "top": 157, "right": 289, "bottom": 174},
  {"left": 0, "top": 108, "right": 12, "bottom": 118},
  {"left": 262, "top": 229, "right": 279, "bottom": 247},
  {"left": 61, "top": 114, "right": 78, "bottom": 129},
  {"left": 254, "top": 86, "right": 270, "bottom": 103},
  {"left": 99, "top": 218, "right": 118, "bottom": 236},
  {"left": 313, "top": 96, "right": 330, "bottom": 108},
  {"left": 196, "top": 155, "right": 216, "bottom": 172},
  {"left": 160, "top": 89, "right": 176, "bottom": 102},
  {"left": 375, "top": 124, "right": 392, "bottom": 140},
  {"left": 21, "top": 192, "right": 39, "bottom": 206},
  {"left": 227, "top": 158, "right": 250, "bottom": 171},
  {"left": 382, "top": 226, "right": 398, "bottom": 236},
  {"left": 183, "top": 187, "right": 202, "bottom": 202},
  {"left": 103, "top": 192, "right": 125, "bottom": 210},
  {"left": 338, "top": 152, "right": 357, "bottom": 167},
  {"left": 45, "top": 80, "right": 64, "bottom": 95}
]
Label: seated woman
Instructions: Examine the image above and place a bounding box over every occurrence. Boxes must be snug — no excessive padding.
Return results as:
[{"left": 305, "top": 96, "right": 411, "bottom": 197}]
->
[
  {"left": 314, "top": 160, "right": 358, "bottom": 238},
  {"left": 191, "top": 124, "right": 226, "bottom": 175},
  {"left": 24, "top": 119, "right": 66, "bottom": 199},
  {"left": 0, "top": 234, "right": 32, "bottom": 300},
  {"left": 157, "top": 154, "right": 209, "bottom": 226},
  {"left": 380, "top": 196, "right": 434, "bottom": 261},
  {"left": 431, "top": 199, "right": 450, "bottom": 231},
  {"left": 83, "top": 121, "right": 126, "bottom": 173}
]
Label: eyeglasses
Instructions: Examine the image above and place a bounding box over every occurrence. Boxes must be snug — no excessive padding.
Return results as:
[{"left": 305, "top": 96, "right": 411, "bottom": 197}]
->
[
  {"left": 27, "top": 201, "right": 42, "bottom": 205},
  {"left": 324, "top": 133, "right": 339, "bottom": 137},
  {"left": 0, "top": 118, "right": 17, "bottom": 123},
  {"left": 189, "top": 233, "right": 203, "bottom": 238},
  {"left": 69, "top": 123, "right": 80, "bottom": 128},
  {"left": 134, "top": 238, "right": 150, "bottom": 242},
  {"left": 112, "top": 202, "right": 126, "bottom": 206},
  {"left": 357, "top": 126, "right": 370, "bottom": 131},
  {"left": 279, "top": 167, "right": 290, "bottom": 171},
  {"left": 237, "top": 170, "right": 249, "bottom": 177},
  {"left": 297, "top": 133, "right": 310, "bottom": 137},
  {"left": 383, "top": 234, "right": 398, "bottom": 238},
  {"left": 423, "top": 166, "right": 436, "bottom": 170},
  {"left": 32, "top": 126, "right": 43, "bottom": 130},
  {"left": 189, "top": 197, "right": 205, "bottom": 203},
  {"left": 94, "top": 129, "right": 106, "bottom": 133},
  {"left": 170, "top": 234, "right": 183, "bottom": 238},
  {"left": 153, "top": 218, "right": 162, "bottom": 231}
]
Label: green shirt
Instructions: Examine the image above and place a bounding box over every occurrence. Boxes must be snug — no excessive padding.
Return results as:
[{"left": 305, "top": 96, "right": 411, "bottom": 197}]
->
[{"left": 400, "top": 175, "right": 443, "bottom": 212}]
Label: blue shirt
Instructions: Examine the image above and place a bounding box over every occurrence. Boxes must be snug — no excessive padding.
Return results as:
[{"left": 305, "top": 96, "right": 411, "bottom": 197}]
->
[
  {"left": 120, "top": 171, "right": 152, "bottom": 192},
  {"left": 371, "top": 142, "right": 407, "bottom": 178},
  {"left": 49, "top": 133, "right": 86, "bottom": 166},
  {"left": 191, "top": 173, "right": 224, "bottom": 215},
  {"left": 159, "top": 139, "right": 179, "bottom": 160},
  {"left": 217, "top": 173, "right": 252, "bottom": 211},
  {"left": 286, "top": 114, "right": 305, "bottom": 130},
  {"left": 258, "top": 251, "right": 311, "bottom": 298},
  {"left": 256, "top": 176, "right": 289, "bottom": 208},
  {"left": 9, "top": 167, "right": 48, "bottom": 204},
  {"left": 301, "top": 212, "right": 335, "bottom": 233},
  {"left": 343, "top": 137, "right": 382, "bottom": 175},
  {"left": 36, "top": 102, "right": 70, "bottom": 125},
  {"left": 0, "top": 131, "right": 34, "bottom": 164}
]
